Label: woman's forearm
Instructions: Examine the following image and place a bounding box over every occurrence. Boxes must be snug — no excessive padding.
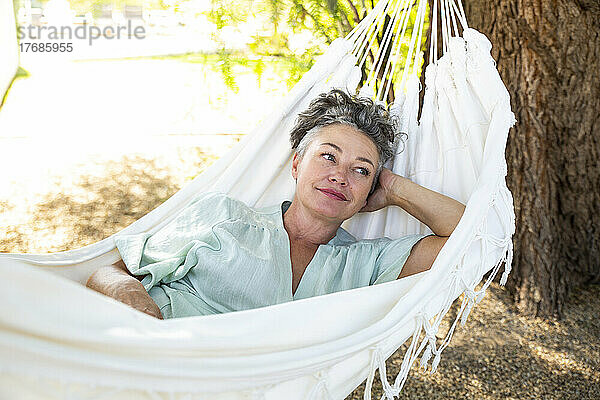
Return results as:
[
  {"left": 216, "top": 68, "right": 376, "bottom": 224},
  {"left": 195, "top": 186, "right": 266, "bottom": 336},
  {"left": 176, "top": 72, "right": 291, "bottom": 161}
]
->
[
  {"left": 86, "top": 263, "right": 138, "bottom": 297},
  {"left": 390, "top": 175, "right": 465, "bottom": 237},
  {"left": 86, "top": 263, "right": 163, "bottom": 319}
]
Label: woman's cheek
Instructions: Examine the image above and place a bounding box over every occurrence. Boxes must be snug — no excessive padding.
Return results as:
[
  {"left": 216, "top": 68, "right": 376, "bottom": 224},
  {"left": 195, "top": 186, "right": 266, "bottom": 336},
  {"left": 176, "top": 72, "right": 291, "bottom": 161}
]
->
[{"left": 359, "top": 178, "right": 373, "bottom": 196}]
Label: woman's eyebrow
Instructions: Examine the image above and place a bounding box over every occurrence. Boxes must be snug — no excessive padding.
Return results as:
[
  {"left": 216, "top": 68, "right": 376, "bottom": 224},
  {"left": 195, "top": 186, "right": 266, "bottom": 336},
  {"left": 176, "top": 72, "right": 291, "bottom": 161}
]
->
[{"left": 320, "top": 142, "right": 375, "bottom": 168}]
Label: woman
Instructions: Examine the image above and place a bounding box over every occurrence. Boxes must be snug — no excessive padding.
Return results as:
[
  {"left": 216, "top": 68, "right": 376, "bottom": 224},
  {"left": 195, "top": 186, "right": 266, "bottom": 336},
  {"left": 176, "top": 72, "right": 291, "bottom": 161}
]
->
[{"left": 86, "top": 89, "right": 465, "bottom": 319}]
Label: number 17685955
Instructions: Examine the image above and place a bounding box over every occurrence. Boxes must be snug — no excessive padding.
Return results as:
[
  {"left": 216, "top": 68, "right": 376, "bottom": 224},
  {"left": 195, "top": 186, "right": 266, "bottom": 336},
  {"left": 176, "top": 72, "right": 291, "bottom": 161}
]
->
[{"left": 20, "top": 43, "right": 73, "bottom": 52}]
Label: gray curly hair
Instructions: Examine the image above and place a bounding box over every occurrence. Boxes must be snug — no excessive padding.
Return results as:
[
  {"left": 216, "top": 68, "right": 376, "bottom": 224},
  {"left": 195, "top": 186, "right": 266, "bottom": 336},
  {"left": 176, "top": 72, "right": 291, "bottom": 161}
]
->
[{"left": 289, "top": 89, "right": 403, "bottom": 193}]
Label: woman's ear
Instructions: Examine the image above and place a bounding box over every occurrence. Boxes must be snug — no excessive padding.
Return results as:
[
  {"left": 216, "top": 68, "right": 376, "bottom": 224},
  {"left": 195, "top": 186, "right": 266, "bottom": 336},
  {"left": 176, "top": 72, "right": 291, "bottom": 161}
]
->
[{"left": 291, "top": 152, "right": 300, "bottom": 180}]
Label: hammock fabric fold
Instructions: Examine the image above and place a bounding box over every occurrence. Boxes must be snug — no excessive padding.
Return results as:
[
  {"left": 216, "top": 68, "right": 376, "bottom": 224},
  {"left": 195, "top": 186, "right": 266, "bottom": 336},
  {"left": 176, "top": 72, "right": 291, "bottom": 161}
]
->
[{"left": 0, "top": 0, "right": 515, "bottom": 398}]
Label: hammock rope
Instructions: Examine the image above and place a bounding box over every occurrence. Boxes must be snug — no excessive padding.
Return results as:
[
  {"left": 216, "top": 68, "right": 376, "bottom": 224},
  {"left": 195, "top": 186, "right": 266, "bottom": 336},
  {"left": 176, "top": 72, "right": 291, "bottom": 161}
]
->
[{"left": 0, "top": 0, "right": 515, "bottom": 398}]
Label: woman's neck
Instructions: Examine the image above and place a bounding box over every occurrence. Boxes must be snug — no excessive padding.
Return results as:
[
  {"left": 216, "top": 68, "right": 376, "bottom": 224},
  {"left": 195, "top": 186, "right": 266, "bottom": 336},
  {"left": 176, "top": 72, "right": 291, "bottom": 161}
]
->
[{"left": 283, "top": 200, "right": 341, "bottom": 247}]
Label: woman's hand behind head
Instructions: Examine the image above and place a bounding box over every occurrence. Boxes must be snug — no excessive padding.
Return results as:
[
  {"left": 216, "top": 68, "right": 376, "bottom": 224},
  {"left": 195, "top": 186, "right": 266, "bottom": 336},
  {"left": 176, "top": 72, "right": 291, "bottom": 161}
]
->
[{"left": 360, "top": 168, "right": 401, "bottom": 213}]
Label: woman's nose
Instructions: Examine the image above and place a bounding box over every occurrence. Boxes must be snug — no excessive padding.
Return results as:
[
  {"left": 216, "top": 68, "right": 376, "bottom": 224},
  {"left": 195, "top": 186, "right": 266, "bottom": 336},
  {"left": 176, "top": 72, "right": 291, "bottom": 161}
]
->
[{"left": 328, "top": 170, "right": 348, "bottom": 186}]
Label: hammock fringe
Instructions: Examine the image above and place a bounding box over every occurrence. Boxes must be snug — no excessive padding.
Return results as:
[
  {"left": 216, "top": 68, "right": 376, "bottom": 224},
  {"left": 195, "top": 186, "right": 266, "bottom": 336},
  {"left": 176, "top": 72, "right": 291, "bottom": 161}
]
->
[{"left": 368, "top": 158, "right": 515, "bottom": 397}]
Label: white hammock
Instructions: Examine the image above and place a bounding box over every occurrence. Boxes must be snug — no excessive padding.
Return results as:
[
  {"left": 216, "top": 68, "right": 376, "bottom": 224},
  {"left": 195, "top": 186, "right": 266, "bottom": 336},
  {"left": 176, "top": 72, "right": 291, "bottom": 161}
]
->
[{"left": 0, "top": 0, "right": 516, "bottom": 398}]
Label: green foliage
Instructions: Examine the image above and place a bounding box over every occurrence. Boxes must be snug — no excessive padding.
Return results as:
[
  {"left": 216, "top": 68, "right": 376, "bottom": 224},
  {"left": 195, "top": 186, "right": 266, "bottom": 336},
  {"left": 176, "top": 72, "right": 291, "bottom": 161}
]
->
[
  {"left": 280, "top": 46, "right": 320, "bottom": 88},
  {"left": 206, "top": 0, "right": 254, "bottom": 91},
  {"left": 1, "top": 67, "right": 30, "bottom": 109},
  {"left": 215, "top": 50, "right": 238, "bottom": 92},
  {"left": 205, "top": 0, "right": 371, "bottom": 89},
  {"left": 15, "top": 66, "right": 29, "bottom": 79},
  {"left": 46, "top": 0, "right": 165, "bottom": 16},
  {"left": 285, "top": 0, "right": 353, "bottom": 43},
  {"left": 205, "top": 0, "right": 429, "bottom": 93},
  {"left": 207, "top": 0, "right": 248, "bottom": 29},
  {"left": 56, "top": 0, "right": 429, "bottom": 95}
]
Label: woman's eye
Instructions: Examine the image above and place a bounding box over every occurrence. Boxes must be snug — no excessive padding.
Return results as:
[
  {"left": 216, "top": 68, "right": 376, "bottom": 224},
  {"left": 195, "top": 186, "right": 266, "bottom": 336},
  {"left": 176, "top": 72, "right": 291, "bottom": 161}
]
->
[
  {"left": 321, "top": 153, "right": 335, "bottom": 162},
  {"left": 355, "top": 168, "right": 370, "bottom": 176}
]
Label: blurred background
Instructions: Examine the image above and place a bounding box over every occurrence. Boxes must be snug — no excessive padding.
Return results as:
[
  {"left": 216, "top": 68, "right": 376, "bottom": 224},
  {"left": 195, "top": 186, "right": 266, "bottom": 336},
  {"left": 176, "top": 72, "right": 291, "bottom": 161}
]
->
[
  {"left": 0, "top": 0, "right": 598, "bottom": 398},
  {"left": 0, "top": 0, "right": 346, "bottom": 253},
  {"left": 1, "top": 0, "right": 427, "bottom": 253}
]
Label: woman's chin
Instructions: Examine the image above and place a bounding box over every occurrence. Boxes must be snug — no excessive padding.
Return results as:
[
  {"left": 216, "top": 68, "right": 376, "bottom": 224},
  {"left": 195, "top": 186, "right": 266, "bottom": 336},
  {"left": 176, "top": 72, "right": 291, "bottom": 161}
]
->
[{"left": 310, "top": 199, "right": 353, "bottom": 220}]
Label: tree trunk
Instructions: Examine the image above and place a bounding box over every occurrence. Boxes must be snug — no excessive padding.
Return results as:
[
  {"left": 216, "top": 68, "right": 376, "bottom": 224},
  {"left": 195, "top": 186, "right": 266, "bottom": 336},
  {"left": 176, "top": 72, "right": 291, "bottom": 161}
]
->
[{"left": 461, "top": 0, "right": 600, "bottom": 317}]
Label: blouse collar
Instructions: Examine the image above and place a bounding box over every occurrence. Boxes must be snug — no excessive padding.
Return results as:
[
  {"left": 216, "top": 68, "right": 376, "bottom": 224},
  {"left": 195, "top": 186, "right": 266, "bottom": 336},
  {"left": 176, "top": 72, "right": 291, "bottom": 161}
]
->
[{"left": 259, "top": 200, "right": 356, "bottom": 246}]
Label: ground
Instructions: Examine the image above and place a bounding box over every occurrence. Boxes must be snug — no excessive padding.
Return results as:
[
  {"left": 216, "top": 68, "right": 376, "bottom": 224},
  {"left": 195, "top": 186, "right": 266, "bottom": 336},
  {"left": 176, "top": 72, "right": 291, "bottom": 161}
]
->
[{"left": 1, "top": 147, "right": 598, "bottom": 399}]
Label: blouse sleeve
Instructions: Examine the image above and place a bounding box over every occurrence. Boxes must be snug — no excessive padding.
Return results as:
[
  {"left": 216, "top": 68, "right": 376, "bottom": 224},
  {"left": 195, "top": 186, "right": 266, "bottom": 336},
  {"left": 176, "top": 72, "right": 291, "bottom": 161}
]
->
[
  {"left": 371, "top": 234, "right": 430, "bottom": 285},
  {"left": 113, "top": 191, "right": 234, "bottom": 291}
]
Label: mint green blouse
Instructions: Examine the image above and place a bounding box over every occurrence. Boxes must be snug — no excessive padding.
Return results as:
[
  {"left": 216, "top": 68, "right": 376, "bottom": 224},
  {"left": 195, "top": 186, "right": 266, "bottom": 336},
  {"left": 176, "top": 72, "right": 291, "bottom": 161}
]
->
[{"left": 114, "top": 192, "right": 426, "bottom": 319}]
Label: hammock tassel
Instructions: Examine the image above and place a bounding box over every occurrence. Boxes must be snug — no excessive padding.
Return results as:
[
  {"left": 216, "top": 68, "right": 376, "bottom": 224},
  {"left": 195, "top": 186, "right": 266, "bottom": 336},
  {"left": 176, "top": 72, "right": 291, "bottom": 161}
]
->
[
  {"left": 500, "top": 242, "right": 513, "bottom": 286},
  {"left": 420, "top": 344, "right": 433, "bottom": 370},
  {"left": 375, "top": 346, "right": 397, "bottom": 400},
  {"left": 363, "top": 346, "right": 379, "bottom": 400},
  {"left": 476, "top": 289, "right": 486, "bottom": 304},
  {"left": 500, "top": 268, "right": 510, "bottom": 286},
  {"left": 398, "top": 343, "right": 413, "bottom": 380},
  {"left": 430, "top": 351, "right": 442, "bottom": 374},
  {"left": 461, "top": 299, "right": 474, "bottom": 327}
]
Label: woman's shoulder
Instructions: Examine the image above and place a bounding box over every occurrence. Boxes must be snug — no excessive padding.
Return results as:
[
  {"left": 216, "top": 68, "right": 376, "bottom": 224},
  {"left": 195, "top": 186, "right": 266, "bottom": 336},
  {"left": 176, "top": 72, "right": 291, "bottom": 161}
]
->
[
  {"left": 330, "top": 229, "right": 426, "bottom": 251},
  {"left": 328, "top": 227, "right": 358, "bottom": 246},
  {"left": 328, "top": 228, "right": 390, "bottom": 249},
  {"left": 189, "top": 191, "right": 233, "bottom": 205},
  {"left": 326, "top": 227, "right": 392, "bottom": 248},
  {"left": 181, "top": 191, "right": 244, "bottom": 224},
  {"left": 188, "top": 191, "right": 246, "bottom": 213},
  {"left": 188, "top": 192, "right": 282, "bottom": 226}
]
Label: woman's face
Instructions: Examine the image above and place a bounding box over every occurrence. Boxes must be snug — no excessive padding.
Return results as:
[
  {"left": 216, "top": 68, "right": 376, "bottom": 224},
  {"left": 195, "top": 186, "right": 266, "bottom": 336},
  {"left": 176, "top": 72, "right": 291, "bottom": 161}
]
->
[{"left": 292, "top": 124, "right": 379, "bottom": 223}]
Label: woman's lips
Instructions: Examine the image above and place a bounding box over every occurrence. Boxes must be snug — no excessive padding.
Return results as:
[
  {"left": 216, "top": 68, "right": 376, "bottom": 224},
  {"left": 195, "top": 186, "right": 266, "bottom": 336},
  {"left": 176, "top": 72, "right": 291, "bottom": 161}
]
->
[{"left": 318, "top": 188, "right": 348, "bottom": 201}]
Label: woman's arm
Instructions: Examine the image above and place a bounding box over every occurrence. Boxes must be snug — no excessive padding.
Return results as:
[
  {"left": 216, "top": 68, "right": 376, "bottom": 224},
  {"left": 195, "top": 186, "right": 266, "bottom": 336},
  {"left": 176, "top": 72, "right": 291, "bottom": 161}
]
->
[
  {"left": 86, "top": 260, "right": 163, "bottom": 319},
  {"left": 388, "top": 174, "right": 465, "bottom": 237},
  {"left": 362, "top": 168, "right": 466, "bottom": 278}
]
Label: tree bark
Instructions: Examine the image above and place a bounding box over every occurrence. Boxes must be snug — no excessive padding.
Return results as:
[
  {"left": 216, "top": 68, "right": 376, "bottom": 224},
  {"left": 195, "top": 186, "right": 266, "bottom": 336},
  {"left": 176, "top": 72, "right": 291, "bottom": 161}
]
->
[{"left": 461, "top": 0, "right": 600, "bottom": 317}]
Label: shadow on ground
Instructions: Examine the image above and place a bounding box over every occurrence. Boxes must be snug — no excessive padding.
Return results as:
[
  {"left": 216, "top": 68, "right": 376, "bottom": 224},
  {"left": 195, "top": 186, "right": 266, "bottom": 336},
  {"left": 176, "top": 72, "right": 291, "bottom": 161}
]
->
[
  {"left": 0, "top": 149, "right": 216, "bottom": 253},
  {"left": 349, "top": 283, "right": 600, "bottom": 399}
]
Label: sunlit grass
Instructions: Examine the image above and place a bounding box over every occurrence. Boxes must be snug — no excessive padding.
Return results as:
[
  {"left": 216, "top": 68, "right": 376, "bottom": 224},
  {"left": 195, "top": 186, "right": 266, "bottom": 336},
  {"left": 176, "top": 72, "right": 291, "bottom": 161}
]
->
[{"left": 0, "top": 146, "right": 227, "bottom": 254}]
